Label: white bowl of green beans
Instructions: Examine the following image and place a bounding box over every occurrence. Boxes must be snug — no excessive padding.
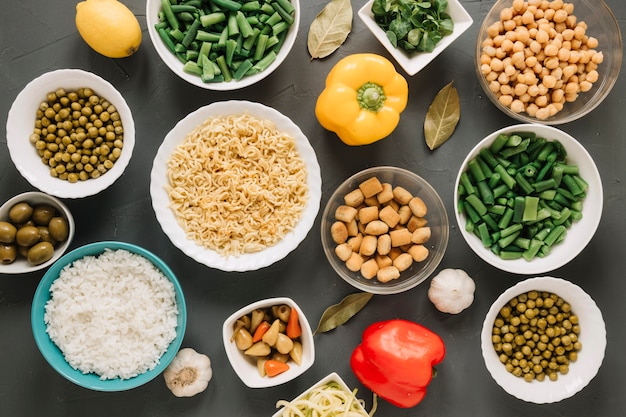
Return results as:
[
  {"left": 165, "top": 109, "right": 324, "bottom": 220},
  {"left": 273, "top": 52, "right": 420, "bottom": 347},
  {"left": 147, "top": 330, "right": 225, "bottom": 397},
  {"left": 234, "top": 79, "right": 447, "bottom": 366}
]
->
[
  {"left": 146, "top": 0, "right": 300, "bottom": 90},
  {"left": 454, "top": 124, "right": 602, "bottom": 275}
]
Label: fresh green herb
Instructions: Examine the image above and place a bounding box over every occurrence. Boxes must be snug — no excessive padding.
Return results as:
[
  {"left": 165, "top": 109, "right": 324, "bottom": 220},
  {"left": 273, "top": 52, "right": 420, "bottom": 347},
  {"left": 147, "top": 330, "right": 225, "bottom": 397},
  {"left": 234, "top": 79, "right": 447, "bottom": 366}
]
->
[{"left": 371, "top": 0, "right": 454, "bottom": 53}]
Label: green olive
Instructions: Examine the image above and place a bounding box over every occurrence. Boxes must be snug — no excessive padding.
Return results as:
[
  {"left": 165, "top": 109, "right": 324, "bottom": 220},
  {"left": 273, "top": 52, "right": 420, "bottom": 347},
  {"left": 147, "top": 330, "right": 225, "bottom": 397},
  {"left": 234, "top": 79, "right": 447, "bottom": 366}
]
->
[
  {"left": 48, "top": 217, "right": 69, "bottom": 242},
  {"left": 27, "top": 241, "right": 55, "bottom": 265},
  {"left": 9, "top": 202, "right": 33, "bottom": 224},
  {"left": 15, "top": 226, "right": 41, "bottom": 247},
  {"left": 0, "top": 221, "right": 17, "bottom": 244},
  {"left": 37, "top": 227, "right": 57, "bottom": 245},
  {"left": 32, "top": 204, "right": 57, "bottom": 226},
  {"left": 0, "top": 244, "right": 17, "bottom": 264}
]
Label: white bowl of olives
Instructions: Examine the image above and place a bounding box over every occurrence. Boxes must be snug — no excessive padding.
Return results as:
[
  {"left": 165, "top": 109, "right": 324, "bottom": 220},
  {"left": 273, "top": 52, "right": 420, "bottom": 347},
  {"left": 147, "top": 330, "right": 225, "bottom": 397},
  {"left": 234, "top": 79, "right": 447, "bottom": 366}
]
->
[
  {"left": 481, "top": 276, "right": 606, "bottom": 403},
  {"left": 0, "top": 191, "right": 75, "bottom": 274}
]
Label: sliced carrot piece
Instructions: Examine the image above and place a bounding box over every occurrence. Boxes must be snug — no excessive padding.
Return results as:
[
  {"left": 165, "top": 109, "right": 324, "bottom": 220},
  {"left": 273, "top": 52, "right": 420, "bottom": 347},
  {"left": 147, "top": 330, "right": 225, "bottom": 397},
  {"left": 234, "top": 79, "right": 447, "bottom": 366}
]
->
[
  {"left": 252, "top": 321, "right": 271, "bottom": 342},
  {"left": 264, "top": 359, "right": 290, "bottom": 377},
  {"left": 286, "top": 308, "right": 301, "bottom": 339}
]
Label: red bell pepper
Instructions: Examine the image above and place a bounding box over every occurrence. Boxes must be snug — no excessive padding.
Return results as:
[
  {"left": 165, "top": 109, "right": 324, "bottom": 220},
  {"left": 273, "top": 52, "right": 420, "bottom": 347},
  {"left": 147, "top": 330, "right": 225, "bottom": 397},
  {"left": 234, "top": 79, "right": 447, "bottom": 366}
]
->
[{"left": 350, "top": 319, "right": 445, "bottom": 408}]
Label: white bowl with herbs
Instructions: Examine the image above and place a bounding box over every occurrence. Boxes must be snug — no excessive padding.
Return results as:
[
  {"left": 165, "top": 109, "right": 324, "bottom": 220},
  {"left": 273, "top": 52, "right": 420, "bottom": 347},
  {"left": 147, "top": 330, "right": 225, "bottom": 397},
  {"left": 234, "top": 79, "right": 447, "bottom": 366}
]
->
[{"left": 358, "top": 0, "right": 473, "bottom": 75}]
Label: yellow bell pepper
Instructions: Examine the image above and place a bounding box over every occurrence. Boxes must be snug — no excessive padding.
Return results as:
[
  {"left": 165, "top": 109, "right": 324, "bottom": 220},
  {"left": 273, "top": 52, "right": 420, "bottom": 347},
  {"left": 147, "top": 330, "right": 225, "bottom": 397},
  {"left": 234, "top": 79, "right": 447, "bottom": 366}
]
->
[{"left": 315, "top": 53, "right": 408, "bottom": 146}]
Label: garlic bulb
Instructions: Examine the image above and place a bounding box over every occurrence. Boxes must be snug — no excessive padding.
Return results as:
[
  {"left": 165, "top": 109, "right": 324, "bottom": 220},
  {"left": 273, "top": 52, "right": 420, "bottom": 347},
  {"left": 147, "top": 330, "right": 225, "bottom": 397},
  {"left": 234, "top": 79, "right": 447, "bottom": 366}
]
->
[
  {"left": 428, "top": 268, "right": 476, "bottom": 314},
  {"left": 164, "top": 348, "right": 212, "bottom": 397}
]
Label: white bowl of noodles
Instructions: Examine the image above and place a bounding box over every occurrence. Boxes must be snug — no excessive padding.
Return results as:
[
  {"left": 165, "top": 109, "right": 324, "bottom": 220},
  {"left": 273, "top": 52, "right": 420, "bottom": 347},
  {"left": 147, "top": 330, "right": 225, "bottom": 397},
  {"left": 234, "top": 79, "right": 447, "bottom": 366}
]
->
[{"left": 150, "top": 100, "right": 321, "bottom": 272}]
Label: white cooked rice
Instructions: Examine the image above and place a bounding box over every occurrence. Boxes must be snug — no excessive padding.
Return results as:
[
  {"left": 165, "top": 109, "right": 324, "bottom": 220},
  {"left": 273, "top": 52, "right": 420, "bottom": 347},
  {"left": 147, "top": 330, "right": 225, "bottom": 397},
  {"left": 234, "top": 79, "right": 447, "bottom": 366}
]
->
[{"left": 44, "top": 248, "right": 179, "bottom": 380}]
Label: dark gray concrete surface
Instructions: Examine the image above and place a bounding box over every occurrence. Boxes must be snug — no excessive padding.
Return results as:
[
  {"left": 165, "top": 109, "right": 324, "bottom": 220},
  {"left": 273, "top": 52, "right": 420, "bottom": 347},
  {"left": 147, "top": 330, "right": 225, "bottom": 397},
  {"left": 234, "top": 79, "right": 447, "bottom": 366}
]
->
[{"left": 1, "top": 1, "right": 624, "bottom": 416}]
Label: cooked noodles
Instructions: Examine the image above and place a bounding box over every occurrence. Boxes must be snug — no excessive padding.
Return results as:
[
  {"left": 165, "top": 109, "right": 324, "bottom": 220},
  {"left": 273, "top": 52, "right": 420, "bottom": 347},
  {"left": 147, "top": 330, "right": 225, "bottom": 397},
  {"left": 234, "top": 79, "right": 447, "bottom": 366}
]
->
[
  {"left": 275, "top": 381, "right": 373, "bottom": 417},
  {"left": 166, "top": 113, "right": 308, "bottom": 257}
]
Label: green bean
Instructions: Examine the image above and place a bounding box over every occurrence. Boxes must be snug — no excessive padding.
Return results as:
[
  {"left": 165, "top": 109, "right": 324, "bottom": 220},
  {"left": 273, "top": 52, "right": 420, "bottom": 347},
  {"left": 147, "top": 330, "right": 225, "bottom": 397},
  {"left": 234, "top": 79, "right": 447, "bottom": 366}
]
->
[
  {"left": 466, "top": 194, "right": 488, "bottom": 216},
  {"left": 253, "top": 50, "right": 277, "bottom": 71},
  {"left": 161, "top": 0, "right": 180, "bottom": 31},
  {"left": 211, "top": 0, "right": 243, "bottom": 11},
  {"left": 468, "top": 159, "right": 486, "bottom": 182},
  {"left": 477, "top": 222, "right": 492, "bottom": 247},
  {"left": 490, "top": 133, "right": 510, "bottom": 153},
  {"left": 458, "top": 132, "right": 589, "bottom": 261},
  {"left": 522, "top": 196, "right": 539, "bottom": 222},
  {"left": 477, "top": 181, "right": 495, "bottom": 205},
  {"left": 241, "top": 1, "right": 261, "bottom": 12},
  {"left": 201, "top": 12, "right": 226, "bottom": 27},
  {"left": 272, "top": 2, "right": 295, "bottom": 25},
  {"left": 460, "top": 172, "right": 476, "bottom": 195}
]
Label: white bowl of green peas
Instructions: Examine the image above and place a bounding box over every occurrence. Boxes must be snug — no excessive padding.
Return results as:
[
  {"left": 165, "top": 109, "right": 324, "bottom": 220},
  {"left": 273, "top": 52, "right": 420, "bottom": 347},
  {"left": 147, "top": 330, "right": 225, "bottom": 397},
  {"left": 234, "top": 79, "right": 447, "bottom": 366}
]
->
[
  {"left": 481, "top": 276, "right": 606, "bottom": 403},
  {"left": 454, "top": 124, "right": 602, "bottom": 275},
  {"left": 146, "top": 0, "right": 300, "bottom": 90}
]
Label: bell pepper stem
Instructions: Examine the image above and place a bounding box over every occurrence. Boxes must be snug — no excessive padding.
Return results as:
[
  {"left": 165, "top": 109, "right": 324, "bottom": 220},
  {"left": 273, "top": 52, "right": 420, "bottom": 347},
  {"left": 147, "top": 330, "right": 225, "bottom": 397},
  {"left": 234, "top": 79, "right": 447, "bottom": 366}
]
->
[{"left": 357, "top": 82, "right": 386, "bottom": 112}]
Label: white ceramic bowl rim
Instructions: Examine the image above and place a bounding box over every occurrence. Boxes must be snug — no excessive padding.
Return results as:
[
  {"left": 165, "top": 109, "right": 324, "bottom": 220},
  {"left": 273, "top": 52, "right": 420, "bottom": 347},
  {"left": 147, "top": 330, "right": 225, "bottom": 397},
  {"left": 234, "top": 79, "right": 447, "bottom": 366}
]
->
[
  {"left": 150, "top": 100, "right": 322, "bottom": 272},
  {"left": 454, "top": 124, "right": 602, "bottom": 274},
  {"left": 0, "top": 191, "right": 75, "bottom": 274},
  {"left": 481, "top": 276, "right": 606, "bottom": 403},
  {"left": 6, "top": 69, "right": 135, "bottom": 198}
]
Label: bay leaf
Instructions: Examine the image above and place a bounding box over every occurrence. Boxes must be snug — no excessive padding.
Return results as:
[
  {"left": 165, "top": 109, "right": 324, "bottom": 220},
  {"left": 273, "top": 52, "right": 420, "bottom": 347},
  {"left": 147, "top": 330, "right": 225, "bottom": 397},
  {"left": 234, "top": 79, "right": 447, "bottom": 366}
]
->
[
  {"left": 424, "top": 81, "right": 460, "bottom": 150},
  {"left": 307, "top": 0, "right": 353, "bottom": 59},
  {"left": 314, "top": 292, "right": 373, "bottom": 335}
]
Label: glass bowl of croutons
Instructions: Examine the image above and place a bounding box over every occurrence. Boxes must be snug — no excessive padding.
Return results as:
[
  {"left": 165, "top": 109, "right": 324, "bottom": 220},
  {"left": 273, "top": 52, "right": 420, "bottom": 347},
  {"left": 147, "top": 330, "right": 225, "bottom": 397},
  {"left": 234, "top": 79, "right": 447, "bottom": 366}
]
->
[{"left": 321, "top": 166, "right": 449, "bottom": 295}]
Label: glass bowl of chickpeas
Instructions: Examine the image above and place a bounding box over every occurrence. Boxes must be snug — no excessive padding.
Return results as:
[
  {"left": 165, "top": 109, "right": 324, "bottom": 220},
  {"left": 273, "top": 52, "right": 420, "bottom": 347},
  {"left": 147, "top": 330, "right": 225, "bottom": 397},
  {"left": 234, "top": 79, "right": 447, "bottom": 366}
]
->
[
  {"left": 321, "top": 166, "right": 449, "bottom": 295},
  {"left": 7, "top": 69, "right": 135, "bottom": 198},
  {"left": 481, "top": 276, "right": 606, "bottom": 403},
  {"left": 475, "top": 0, "right": 622, "bottom": 124}
]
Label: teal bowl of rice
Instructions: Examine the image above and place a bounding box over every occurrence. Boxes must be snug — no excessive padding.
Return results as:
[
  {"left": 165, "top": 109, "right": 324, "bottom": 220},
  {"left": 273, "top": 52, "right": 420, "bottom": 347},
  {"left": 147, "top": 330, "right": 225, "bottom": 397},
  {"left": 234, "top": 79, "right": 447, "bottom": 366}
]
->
[{"left": 31, "top": 241, "right": 187, "bottom": 391}]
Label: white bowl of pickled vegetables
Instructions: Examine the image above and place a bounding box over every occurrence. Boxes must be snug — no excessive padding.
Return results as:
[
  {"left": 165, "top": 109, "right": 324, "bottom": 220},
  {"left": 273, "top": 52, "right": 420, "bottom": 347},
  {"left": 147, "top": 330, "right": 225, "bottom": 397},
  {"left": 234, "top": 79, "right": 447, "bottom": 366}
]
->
[
  {"left": 222, "top": 297, "right": 314, "bottom": 388},
  {"left": 146, "top": 0, "right": 300, "bottom": 90},
  {"left": 454, "top": 124, "right": 602, "bottom": 275}
]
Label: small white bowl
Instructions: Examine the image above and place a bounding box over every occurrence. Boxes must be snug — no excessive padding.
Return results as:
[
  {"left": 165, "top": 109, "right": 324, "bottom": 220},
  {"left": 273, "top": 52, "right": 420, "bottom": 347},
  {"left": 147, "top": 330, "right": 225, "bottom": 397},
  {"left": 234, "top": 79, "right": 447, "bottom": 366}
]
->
[
  {"left": 150, "top": 100, "right": 321, "bottom": 272},
  {"left": 6, "top": 69, "right": 135, "bottom": 199},
  {"left": 146, "top": 0, "right": 300, "bottom": 90},
  {"left": 454, "top": 124, "right": 602, "bottom": 275},
  {"left": 358, "top": 0, "right": 473, "bottom": 76},
  {"left": 272, "top": 372, "right": 369, "bottom": 417},
  {"left": 0, "top": 192, "right": 75, "bottom": 275},
  {"left": 222, "top": 297, "right": 314, "bottom": 388},
  {"left": 481, "top": 276, "right": 606, "bottom": 403}
]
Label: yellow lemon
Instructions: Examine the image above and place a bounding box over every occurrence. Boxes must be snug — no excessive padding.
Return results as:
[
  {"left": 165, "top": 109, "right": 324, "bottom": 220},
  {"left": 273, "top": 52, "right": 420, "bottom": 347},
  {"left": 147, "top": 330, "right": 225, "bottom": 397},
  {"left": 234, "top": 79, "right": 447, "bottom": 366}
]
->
[{"left": 76, "top": 0, "right": 142, "bottom": 58}]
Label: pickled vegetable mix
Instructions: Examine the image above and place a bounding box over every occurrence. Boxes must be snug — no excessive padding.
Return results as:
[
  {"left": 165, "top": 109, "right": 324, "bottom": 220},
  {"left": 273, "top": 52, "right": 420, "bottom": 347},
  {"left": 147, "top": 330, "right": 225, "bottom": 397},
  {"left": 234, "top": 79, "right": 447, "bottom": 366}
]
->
[{"left": 457, "top": 132, "right": 589, "bottom": 261}]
